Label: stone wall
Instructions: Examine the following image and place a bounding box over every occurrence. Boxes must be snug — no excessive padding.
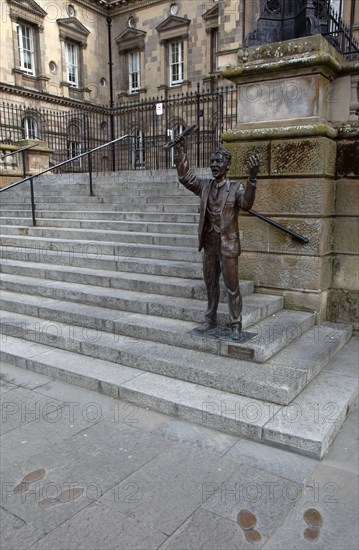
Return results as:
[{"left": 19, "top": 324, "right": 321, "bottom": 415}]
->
[
  {"left": 329, "top": 127, "right": 359, "bottom": 330},
  {"left": 222, "top": 36, "right": 359, "bottom": 327}
]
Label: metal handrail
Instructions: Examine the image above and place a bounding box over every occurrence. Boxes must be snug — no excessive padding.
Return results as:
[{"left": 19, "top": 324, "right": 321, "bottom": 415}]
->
[
  {"left": 248, "top": 209, "right": 309, "bottom": 244},
  {"left": 0, "top": 134, "right": 130, "bottom": 226},
  {"left": 0, "top": 144, "right": 39, "bottom": 159}
]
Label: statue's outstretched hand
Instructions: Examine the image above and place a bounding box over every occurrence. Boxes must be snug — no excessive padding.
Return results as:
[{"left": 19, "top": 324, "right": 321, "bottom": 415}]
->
[
  {"left": 174, "top": 134, "right": 185, "bottom": 148},
  {"left": 248, "top": 154, "right": 260, "bottom": 179}
]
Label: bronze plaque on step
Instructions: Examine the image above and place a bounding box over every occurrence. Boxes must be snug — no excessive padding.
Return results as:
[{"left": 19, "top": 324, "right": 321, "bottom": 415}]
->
[{"left": 228, "top": 345, "right": 255, "bottom": 360}]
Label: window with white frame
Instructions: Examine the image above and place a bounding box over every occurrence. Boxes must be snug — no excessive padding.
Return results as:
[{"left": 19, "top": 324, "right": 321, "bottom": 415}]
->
[
  {"left": 67, "top": 122, "right": 82, "bottom": 167},
  {"left": 169, "top": 41, "right": 183, "bottom": 86},
  {"left": 128, "top": 51, "right": 141, "bottom": 93},
  {"left": 22, "top": 116, "right": 39, "bottom": 139},
  {"left": 17, "top": 23, "right": 35, "bottom": 75},
  {"left": 211, "top": 28, "right": 218, "bottom": 72},
  {"left": 66, "top": 42, "right": 79, "bottom": 87}
]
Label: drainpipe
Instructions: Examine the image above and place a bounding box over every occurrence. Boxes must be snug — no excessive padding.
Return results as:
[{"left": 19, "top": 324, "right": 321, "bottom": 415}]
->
[{"left": 107, "top": 16, "right": 116, "bottom": 171}]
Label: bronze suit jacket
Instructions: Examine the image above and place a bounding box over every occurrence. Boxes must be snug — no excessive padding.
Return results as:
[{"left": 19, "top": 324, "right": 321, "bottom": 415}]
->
[{"left": 175, "top": 153, "right": 257, "bottom": 258}]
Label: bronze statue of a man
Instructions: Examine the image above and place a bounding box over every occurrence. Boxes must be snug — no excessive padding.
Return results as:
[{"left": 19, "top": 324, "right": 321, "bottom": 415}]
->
[{"left": 173, "top": 135, "right": 260, "bottom": 341}]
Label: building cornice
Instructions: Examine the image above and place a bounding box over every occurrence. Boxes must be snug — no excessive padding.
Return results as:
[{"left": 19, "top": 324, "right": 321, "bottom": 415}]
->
[
  {"left": 0, "top": 83, "right": 108, "bottom": 112},
  {"left": 6, "top": 0, "right": 47, "bottom": 19}
]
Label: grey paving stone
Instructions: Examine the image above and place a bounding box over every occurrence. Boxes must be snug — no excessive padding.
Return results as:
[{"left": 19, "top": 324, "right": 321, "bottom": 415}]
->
[
  {"left": 99, "top": 444, "right": 239, "bottom": 536},
  {"left": 262, "top": 372, "right": 359, "bottom": 458},
  {"left": 29, "top": 501, "right": 167, "bottom": 550},
  {"left": 0, "top": 507, "right": 44, "bottom": 550},
  {"left": 225, "top": 439, "right": 318, "bottom": 484},
  {"left": 202, "top": 463, "right": 303, "bottom": 545},
  {"left": 150, "top": 416, "right": 240, "bottom": 456},
  {"left": 1, "top": 419, "right": 171, "bottom": 534},
  {"left": 264, "top": 464, "right": 359, "bottom": 549},
  {"left": 0, "top": 386, "right": 64, "bottom": 435},
  {"left": 1, "top": 361, "right": 52, "bottom": 390},
  {"left": 324, "top": 336, "right": 359, "bottom": 378},
  {"left": 0, "top": 379, "right": 18, "bottom": 394},
  {"left": 0, "top": 411, "right": 100, "bottom": 473},
  {"left": 321, "top": 403, "right": 359, "bottom": 474},
  {"left": 160, "top": 507, "right": 251, "bottom": 549}
]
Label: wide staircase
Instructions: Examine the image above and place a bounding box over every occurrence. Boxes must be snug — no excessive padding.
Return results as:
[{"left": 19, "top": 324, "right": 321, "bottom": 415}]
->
[{"left": 0, "top": 170, "right": 357, "bottom": 459}]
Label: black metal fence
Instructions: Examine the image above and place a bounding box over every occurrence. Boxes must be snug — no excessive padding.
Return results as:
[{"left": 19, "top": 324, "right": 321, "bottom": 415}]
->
[
  {"left": 315, "top": 0, "right": 359, "bottom": 60},
  {"left": 0, "top": 85, "right": 238, "bottom": 173}
]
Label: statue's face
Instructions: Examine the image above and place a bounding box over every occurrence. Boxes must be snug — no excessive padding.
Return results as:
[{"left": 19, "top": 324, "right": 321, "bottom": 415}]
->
[{"left": 210, "top": 151, "right": 228, "bottom": 180}]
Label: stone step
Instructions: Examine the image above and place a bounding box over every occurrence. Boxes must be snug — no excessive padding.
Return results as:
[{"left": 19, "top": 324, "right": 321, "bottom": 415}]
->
[
  {"left": 0, "top": 217, "right": 197, "bottom": 234},
  {"left": 0, "top": 287, "right": 314, "bottom": 361},
  {"left": 0, "top": 272, "right": 272, "bottom": 327},
  {"left": 0, "top": 202, "right": 200, "bottom": 213},
  {"left": 0, "top": 246, "right": 203, "bottom": 277},
  {"left": 0, "top": 235, "right": 201, "bottom": 262},
  {"left": 1, "top": 334, "right": 356, "bottom": 458},
  {"left": 0, "top": 260, "right": 254, "bottom": 299},
  {"left": 0, "top": 312, "right": 344, "bottom": 405},
  {"left": 6, "top": 187, "right": 189, "bottom": 198},
  {"left": 0, "top": 225, "right": 198, "bottom": 247},
  {"left": 0, "top": 194, "right": 195, "bottom": 205},
  {"left": 0, "top": 210, "right": 200, "bottom": 223}
]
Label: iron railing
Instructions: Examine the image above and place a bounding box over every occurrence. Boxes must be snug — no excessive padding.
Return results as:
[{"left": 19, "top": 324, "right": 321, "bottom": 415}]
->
[
  {"left": 0, "top": 135, "right": 130, "bottom": 226},
  {"left": 0, "top": 86, "right": 238, "bottom": 173},
  {"left": 315, "top": 0, "right": 359, "bottom": 59}
]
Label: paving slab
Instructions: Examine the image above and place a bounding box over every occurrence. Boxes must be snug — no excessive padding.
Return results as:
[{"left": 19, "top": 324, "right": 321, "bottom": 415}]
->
[
  {"left": 201, "top": 462, "right": 303, "bottom": 547},
  {"left": 29, "top": 501, "right": 167, "bottom": 550},
  {"left": 1, "top": 419, "right": 171, "bottom": 534},
  {"left": 0, "top": 386, "right": 64, "bottom": 435},
  {"left": 323, "top": 336, "right": 359, "bottom": 378},
  {"left": 263, "top": 463, "right": 359, "bottom": 549},
  {"left": 1, "top": 361, "right": 52, "bottom": 390},
  {"left": 159, "top": 507, "right": 251, "bottom": 550},
  {"left": 224, "top": 439, "right": 318, "bottom": 484},
  {"left": 0, "top": 507, "right": 44, "bottom": 550},
  {"left": 321, "top": 403, "right": 359, "bottom": 474},
  {"left": 99, "top": 443, "right": 239, "bottom": 536}
]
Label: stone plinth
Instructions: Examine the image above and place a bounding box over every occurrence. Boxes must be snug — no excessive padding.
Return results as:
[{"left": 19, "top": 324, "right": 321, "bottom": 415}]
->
[
  {"left": 222, "top": 36, "right": 359, "bottom": 327},
  {"left": 16, "top": 140, "right": 54, "bottom": 176}
]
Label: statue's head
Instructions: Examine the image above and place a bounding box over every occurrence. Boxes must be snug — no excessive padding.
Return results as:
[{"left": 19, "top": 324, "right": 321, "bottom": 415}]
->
[{"left": 210, "top": 147, "right": 231, "bottom": 180}]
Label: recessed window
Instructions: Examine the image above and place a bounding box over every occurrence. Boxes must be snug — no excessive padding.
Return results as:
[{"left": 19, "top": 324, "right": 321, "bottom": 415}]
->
[
  {"left": 66, "top": 42, "right": 79, "bottom": 87},
  {"left": 22, "top": 116, "right": 39, "bottom": 139},
  {"left": 17, "top": 23, "right": 35, "bottom": 75},
  {"left": 169, "top": 41, "right": 183, "bottom": 86},
  {"left": 170, "top": 3, "right": 179, "bottom": 15},
  {"left": 49, "top": 61, "right": 57, "bottom": 73},
  {"left": 67, "top": 4, "right": 76, "bottom": 17},
  {"left": 128, "top": 51, "right": 140, "bottom": 93}
]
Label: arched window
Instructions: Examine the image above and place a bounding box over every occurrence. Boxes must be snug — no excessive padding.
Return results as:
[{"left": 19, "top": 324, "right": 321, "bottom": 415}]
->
[
  {"left": 131, "top": 129, "right": 145, "bottom": 169},
  {"left": 22, "top": 116, "right": 39, "bottom": 139},
  {"left": 67, "top": 121, "right": 82, "bottom": 167}
]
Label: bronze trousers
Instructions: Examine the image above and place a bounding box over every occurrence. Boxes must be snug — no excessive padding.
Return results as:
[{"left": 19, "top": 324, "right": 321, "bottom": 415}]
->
[{"left": 202, "top": 232, "right": 242, "bottom": 327}]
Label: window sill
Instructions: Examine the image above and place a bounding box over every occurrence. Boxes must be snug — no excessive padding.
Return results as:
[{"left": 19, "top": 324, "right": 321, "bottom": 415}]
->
[{"left": 12, "top": 69, "right": 49, "bottom": 91}]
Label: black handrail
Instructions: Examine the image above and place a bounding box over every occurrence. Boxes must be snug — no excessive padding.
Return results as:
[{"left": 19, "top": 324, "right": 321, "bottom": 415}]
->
[
  {"left": 247, "top": 209, "right": 309, "bottom": 244},
  {"left": 0, "top": 134, "right": 130, "bottom": 226},
  {"left": 0, "top": 144, "right": 39, "bottom": 159}
]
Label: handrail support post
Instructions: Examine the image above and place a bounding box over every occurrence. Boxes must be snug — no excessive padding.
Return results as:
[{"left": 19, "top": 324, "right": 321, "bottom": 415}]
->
[
  {"left": 29, "top": 177, "right": 36, "bottom": 226},
  {"left": 88, "top": 152, "right": 93, "bottom": 196}
]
